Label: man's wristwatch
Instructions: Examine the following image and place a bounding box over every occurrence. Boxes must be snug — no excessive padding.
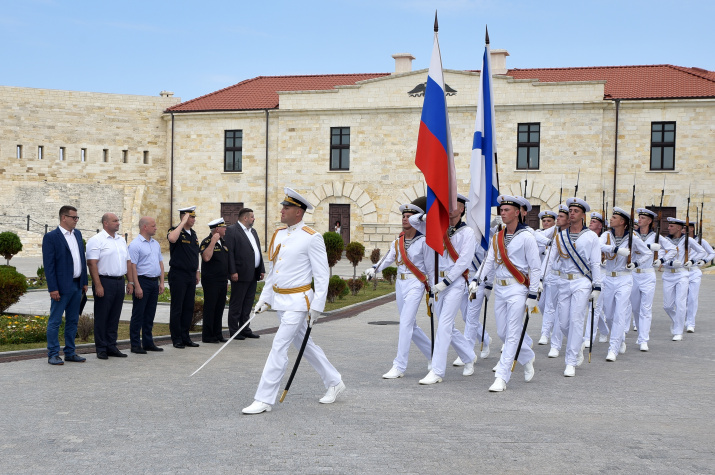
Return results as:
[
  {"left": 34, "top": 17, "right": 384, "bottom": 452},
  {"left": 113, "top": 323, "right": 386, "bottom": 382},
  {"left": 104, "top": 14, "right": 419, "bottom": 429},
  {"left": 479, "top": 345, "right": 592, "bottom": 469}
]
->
[{"left": 128, "top": 282, "right": 134, "bottom": 285}]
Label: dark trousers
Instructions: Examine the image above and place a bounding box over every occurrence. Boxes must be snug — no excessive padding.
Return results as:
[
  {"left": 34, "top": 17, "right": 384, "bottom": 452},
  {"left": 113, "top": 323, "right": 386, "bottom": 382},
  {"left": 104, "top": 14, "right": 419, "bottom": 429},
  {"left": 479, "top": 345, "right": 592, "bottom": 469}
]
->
[
  {"left": 93, "top": 276, "right": 125, "bottom": 353},
  {"left": 202, "top": 279, "right": 227, "bottom": 341},
  {"left": 47, "top": 279, "right": 82, "bottom": 358},
  {"left": 169, "top": 271, "right": 196, "bottom": 344},
  {"left": 228, "top": 279, "right": 257, "bottom": 336},
  {"left": 130, "top": 276, "right": 159, "bottom": 348}
]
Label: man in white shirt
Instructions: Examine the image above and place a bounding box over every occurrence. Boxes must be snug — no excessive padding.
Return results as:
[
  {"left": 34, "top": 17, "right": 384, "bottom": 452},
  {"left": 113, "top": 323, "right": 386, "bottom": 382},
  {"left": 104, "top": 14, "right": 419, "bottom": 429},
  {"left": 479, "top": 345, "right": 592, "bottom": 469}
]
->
[{"left": 86, "top": 213, "right": 131, "bottom": 360}]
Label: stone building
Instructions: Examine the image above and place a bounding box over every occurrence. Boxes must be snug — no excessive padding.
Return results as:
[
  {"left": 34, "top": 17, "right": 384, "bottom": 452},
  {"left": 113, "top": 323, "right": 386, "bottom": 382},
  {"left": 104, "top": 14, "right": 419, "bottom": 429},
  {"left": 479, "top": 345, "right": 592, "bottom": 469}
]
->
[{"left": 2, "top": 50, "right": 714, "bottom": 256}]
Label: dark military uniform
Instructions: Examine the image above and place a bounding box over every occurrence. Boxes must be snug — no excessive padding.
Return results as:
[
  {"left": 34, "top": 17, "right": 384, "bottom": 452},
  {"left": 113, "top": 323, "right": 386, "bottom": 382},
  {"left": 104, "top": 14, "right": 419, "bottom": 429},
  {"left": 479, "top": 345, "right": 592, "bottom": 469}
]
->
[
  {"left": 200, "top": 234, "right": 229, "bottom": 342},
  {"left": 168, "top": 226, "right": 199, "bottom": 345}
]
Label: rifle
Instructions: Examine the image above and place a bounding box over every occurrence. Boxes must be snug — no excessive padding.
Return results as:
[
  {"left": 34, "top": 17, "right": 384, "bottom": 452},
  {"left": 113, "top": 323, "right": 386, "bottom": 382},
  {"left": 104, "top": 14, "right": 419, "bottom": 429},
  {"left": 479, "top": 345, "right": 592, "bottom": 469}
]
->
[
  {"left": 627, "top": 175, "right": 636, "bottom": 265},
  {"left": 695, "top": 206, "right": 699, "bottom": 238},
  {"left": 700, "top": 191, "right": 704, "bottom": 245},
  {"left": 685, "top": 187, "right": 691, "bottom": 262},
  {"left": 559, "top": 177, "right": 563, "bottom": 204},
  {"left": 574, "top": 168, "right": 580, "bottom": 198},
  {"left": 655, "top": 176, "right": 665, "bottom": 244}
]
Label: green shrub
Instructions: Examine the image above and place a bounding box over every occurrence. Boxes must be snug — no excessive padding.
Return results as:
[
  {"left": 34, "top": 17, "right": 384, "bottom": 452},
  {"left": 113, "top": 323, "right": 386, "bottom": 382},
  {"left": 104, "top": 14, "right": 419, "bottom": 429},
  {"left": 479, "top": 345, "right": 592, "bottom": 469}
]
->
[
  {"left": 36, "top": 265, "right": 46, "bottom": 284},
  {"left": 191, "top": 298, "right": 204, "bottom": 330},
  {"left": 0, "top": 232, "right": 23, "bottom": 266},
  {"left": 323, "top": 232, "right": 344, "bottom": 276},
  {"left": 347, "top": 278, "right": 364, "bottom": 296},
  {"left": 327, "top": 276, "right": 347, "bottom": 303},
  {"left": 0, "top": 266, "right": 28, "bottom": 313},
  {"left": 345, "top": 241, "right": 365, "bottom": 279},
  {"left": 382, "top": 266, "right": 397, "bottom": 285},
  {"left": 370, "top": 248, "right": 381, "bottom": 264},
  {"left": 77, "top": 313, "right": 94, "bottom": 342}
]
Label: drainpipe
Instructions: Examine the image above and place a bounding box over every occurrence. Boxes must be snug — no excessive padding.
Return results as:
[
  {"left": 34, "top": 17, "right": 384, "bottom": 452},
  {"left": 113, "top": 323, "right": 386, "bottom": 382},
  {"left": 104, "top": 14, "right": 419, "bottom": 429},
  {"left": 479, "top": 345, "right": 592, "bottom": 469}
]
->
[
  {"left": 170, "top": 112, "right": 175, "bottom": 227},
  {"left": 264, "top": 109, "right": 269, "bottom": 250},
  {"left": 612, "top": 99, "right": 620, "bottom": 205}
]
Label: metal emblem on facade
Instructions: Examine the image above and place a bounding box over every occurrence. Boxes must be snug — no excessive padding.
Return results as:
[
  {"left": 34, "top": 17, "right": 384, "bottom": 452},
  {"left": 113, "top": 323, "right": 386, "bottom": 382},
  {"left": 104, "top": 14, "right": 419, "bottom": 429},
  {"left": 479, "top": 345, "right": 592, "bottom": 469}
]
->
[{"left": 408, "top": 83, "right": 457, "bottom": 97}]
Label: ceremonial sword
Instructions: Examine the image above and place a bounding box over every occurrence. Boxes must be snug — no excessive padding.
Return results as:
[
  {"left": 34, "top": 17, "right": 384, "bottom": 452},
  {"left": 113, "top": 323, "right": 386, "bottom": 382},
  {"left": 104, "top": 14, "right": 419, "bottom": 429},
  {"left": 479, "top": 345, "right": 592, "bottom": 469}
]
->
[
  {"left": 190, "top": 310, "right": 259, "bottom": 377},
  {"left": 279, "top": 323, "right": 312, "bottom": 403}
]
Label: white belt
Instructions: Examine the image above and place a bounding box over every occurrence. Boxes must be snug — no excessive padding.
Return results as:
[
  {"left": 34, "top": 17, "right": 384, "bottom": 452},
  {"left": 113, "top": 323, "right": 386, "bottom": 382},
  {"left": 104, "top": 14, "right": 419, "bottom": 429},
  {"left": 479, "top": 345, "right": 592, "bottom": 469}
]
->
[
  {"left": 667, "top": 268, "right": 687, "bottom": 273},
  {"left": 399, "top": 273, "right": 416, "bottom": 280},
  {"left": 551, "top": 270, "right": 562, "bottom": 276},
  {"left": 559, "top": 272, "right": 584, "bottom": 280},
  {"left": 606, "top": 271, "right": 631, "bottom": 277},
  {"left": 634, "top": 268, "right": 655, "bottom": 274},
  {"left": 495, "top": 278, "right": 519, "bottom": 286}
]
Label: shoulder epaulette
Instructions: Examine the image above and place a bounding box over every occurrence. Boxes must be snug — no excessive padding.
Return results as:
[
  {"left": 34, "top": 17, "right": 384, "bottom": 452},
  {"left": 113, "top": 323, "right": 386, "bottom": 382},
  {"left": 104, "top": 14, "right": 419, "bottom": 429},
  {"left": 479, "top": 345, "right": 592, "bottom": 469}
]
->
[{"left": 302, "top": 226, "right": 317, "bottom": 235}]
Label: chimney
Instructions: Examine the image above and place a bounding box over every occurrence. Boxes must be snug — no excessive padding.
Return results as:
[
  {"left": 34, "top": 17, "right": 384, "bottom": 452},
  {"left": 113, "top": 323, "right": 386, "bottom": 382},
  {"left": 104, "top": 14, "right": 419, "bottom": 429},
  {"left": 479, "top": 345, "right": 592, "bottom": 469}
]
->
[
  {"left": 392, "top": 53, "right": 415, "bottom": 74},
  {"left": 489, "top": 49, "right": 509, "bottom": 75},
  {"left": 159, "top": 90, "right": 174, "bottom": 98}
]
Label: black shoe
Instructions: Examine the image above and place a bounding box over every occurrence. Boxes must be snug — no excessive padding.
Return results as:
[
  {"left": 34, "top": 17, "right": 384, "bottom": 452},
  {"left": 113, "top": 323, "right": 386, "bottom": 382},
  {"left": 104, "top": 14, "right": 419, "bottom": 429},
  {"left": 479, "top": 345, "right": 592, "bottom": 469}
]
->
[
  {"left": 97, "top": 351, "right": 108, "bottom": 360},
  {"left": 183, "top": 341, "right": 200, "bottom": 347},
  {"left": 173, "top": 342, "right": 185, "bottom": 349},
  {"left": 64, "top": 354, "right": 86, "bottom": 363},
  {"left": 131, "top": 347, "right": 147, "bottom": 354},
  {"left": 107, "top": 349, "right": 128, "bottom": 358},
  {"left": 48, "top": 355, "right": 64, "bottom": 365},
  {"left": 145, "top": 345, "right": 164, "bottom": 352},
  {"left": 217, "top": 336, "right": 228, "bottom": 343},
  {"left": 202, "top": 339, "right": 219, "bottom": 344},
  {"left": 234, "top": 334, "right": 246, "bottom": 340},
  {"left": 242, "top": 332, "right": 260, "bottom": 339}
]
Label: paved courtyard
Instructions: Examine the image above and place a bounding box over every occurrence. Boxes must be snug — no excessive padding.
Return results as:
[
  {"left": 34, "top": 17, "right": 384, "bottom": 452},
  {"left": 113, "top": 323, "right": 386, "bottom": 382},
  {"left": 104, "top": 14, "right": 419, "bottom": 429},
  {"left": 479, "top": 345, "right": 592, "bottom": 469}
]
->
[{"left": 1, "top": 273, "right": 714, "bottom": 473}]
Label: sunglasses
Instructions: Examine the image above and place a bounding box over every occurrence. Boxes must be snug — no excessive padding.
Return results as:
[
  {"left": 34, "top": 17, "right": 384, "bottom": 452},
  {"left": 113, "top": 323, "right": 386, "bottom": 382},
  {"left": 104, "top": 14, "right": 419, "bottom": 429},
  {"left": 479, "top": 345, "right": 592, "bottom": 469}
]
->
[{"left": 63, "top": 215, "right": 80, "bottom": 221}]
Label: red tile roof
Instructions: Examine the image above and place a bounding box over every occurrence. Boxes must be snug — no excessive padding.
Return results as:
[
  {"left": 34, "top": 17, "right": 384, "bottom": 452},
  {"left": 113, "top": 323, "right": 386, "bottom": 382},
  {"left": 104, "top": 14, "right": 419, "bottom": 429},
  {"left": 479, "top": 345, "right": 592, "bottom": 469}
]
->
[{"left": 167, "top": 65, "right": 715, "bottom": 112}]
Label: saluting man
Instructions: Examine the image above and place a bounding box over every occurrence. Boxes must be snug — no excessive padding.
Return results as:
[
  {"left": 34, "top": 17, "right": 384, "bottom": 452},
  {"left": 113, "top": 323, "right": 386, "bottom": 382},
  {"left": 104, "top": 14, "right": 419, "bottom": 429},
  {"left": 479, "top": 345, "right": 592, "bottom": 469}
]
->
[
  {"left": 199, "top": 218, "right": 229, "bottom": 344},
  {"left": 478, "top": 195, "right": 541, "bottom": 392},
  {"left": 629, "top": 209, "right": 661, "bottom": 351},
  {"left": 367, "top": 203, "right": 434, "bottom": 379},
  {"left": 242, "top": 188, "right": 344, "bottom": 415}
]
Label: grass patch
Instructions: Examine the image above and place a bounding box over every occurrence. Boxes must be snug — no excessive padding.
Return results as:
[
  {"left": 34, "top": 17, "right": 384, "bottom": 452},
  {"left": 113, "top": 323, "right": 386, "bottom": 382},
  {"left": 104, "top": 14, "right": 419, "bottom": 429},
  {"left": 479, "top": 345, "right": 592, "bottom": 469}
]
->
[{"left": 323, "top": 280, "right": 395, "bottom": 312}]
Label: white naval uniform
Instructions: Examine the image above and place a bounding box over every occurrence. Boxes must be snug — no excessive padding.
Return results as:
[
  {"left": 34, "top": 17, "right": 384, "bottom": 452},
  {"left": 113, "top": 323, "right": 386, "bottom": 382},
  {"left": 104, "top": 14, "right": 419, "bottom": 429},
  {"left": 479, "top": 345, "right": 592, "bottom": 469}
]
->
[
  {"left": 600, "top": 230, "right": 650, "bottom": 355},
  {"left": 374, "top": 232, "right": 433, "bottom": 372},
  {"left": 533, "top": 226, "right": 556, "bottom": 316},
  {"left": 460, "top": 246, "right": 492, "bottom": 350},
  {"left": 658, "top": 235, "right": 704, "bottom": 336},
  {"left": 537, "top": 227, "right": 564, "bottom": 349},
  {"left": 409, "top": 215, "right": 477, "bottom": 378},
  {"left": 584, "top": 258, "right": 609, "bottom": 345},
  {"left": 480, "top": 225, "right": 542, "bottom": 383},
  {"left": 254, "top": 221, "right": 341, "bottom": 405},
  {"left": 686, "top": 238, "right": 710, "bottom": 330},
  {"left": 629, "top": 231, "right": 658, "bottom": 344},
  {"left": 545, "top": 227, "right": 602, "bottom": 367}
]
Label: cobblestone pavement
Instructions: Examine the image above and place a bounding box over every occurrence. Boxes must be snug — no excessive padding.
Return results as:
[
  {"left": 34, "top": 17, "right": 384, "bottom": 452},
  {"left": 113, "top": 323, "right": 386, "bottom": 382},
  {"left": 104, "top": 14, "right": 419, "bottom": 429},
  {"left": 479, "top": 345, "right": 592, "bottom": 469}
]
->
[{"left": 1, "top": 276, "right": 714, "bottom": 474}]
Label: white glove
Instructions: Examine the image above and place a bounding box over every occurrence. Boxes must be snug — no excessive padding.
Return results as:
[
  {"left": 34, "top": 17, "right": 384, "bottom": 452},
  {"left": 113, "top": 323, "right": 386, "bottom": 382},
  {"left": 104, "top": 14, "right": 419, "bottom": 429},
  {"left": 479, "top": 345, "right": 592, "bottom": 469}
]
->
[
  {"left": 254, "top": 300, "right": 270, "bottom": 314},
  {"left": 468, "top": 280, "right": 479, "bottom": 296},
  {"left": 495, "top": 216, "right": 503, "bottom": 226},
  {"left": 696, "top": 259, "right": 705, "bottom": 267},
  {"left": 432, "top": 281, "right": 448, "bottom": 295},
  {"left": 671, "top": 260, "right": 683, "bottom": 268},
  {"left": 653, "top": 258, "right": 664, "bottom": 266},
  {"left": 590, "top": 289, "right": 600, "bottom": 301},
  {"left": 428, "top": 292, "right": 435, "bottom": 308},
  {"left": 616, "top": 247, "right": 630, "bottom": 257},
  {"left": 684, "top": 260, "right": 693, "bottom": 268},
  {"left": 537, "top": 280, "right": 544, "bottom": 294},
  {"left": 525, "top": 295, "right": 538, "bottom": 313},
  {"left": 364, "top": 267, "right": 376, "bottom": 280},
  {"left": 483, "top": 284, "right": 492, "bottom": 299},
  {"left": 601, "top": 260, "right": 607, "bottom": 266},
  {"left": 626, "top": 262, "right": 637, "bottom": 270},
  {"left": 308, "top": 309, "right": 321, "bottom": 328},
  {"left": 418, "top": 213, "right": 426, "bottom": 222},
  {"left": 648, "top": 243, "right": 661, "bottom": 252}
]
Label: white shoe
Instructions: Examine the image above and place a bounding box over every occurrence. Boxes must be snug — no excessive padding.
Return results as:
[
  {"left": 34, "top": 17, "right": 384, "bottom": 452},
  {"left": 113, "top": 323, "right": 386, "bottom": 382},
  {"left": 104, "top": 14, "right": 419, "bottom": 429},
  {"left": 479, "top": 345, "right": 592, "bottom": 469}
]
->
[
  {"left": 584, "top": 340, "right": 590, "bottom": 348},
  {"left": 489, "top": 377, "right": 507, "bottom": 392},
  {"left": 452, "top": 357, "right": 465, "bottom": 367},
  {"left": 564, "top": 365, "right": 576, "bottom": 377},
  {"left": 640, "top": 342, "right": 649, "bottom": 352},
  {"left": 418, "top": 370, "right": 442, "bottom": 385},
  {"left": 606, "top": 351, "right": 617, "bottom": 362},
  {"left": 242, "top": 400, "right": 272, "bottom": 415},
  {"left": 576, "top": 342, "right": 586, "bottom": 366},
  {"left": 619, "top": 341, "right": 627, "bottom": 355},
  {"left": 547, "top": 348, "right": 559, "bottom": 358},
  {"left": 319, "top": 381, "right": 346, "bottom": 404},
  {"left": 686, "top": 326, "right": 695, "bottom": 333},
  {"left": 463, "top": 357, "right": 477, "bottom": 376},
  {"left": 492, "top": 363, "right": 498, "bottom": 372},
  {"left": 382, "top": 366, "right": 404, "bottom": 379},
  {"left": 524, "top": 357, "right": 535, "bottom": 382},
  {"left": 633, "top": 326, "right": 637, "bottom": 332},
  {"left": 672, "top": 334, "right": 683, "bottom": 341},
  {"left": 480, "top": 343, "right": 490, "bottom": 359},
  {"left": 598, "top": 334, "right": 608, "bottom": 343},
  {"left": 538, "top": 334, "right": 549, "bottom": 345},
  {"left": 500, "top": 344, "right": 504, "bottom": 353}
]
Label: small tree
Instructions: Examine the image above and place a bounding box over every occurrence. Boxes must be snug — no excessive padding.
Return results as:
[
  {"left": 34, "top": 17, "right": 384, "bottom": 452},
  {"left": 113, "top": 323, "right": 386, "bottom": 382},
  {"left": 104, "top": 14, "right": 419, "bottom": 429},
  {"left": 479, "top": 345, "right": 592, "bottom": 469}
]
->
[
  {"left": 382, "top": 266, "right": 398, "bottom": 285},
  {"left": 345, "top": 241, "right": 365, "bottom": 279},
  {"left": 370, "top": 248, "right": 381, "bottom": 290},
  {"left": 347, "top": 278, "right": 364, "bottom": 296},
  {"left": 0, "top": 266, "right": 28, "bottom": 313},
  {"left": 327, "top": 275, "right": 347, "bottom": 303},
  {"left": 0, "top": 232, "right": 23, "bottom": 266},
  {"left": 323, "top": 232, "right": 344, "bottom": 277}
]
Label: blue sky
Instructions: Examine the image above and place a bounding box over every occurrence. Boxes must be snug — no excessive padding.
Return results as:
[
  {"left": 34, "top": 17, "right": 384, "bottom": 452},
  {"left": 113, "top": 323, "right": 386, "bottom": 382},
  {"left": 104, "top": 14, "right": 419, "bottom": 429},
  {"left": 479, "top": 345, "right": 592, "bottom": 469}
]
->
[{"left": 2, "top": 0, "right": 713, "bottom": 102}]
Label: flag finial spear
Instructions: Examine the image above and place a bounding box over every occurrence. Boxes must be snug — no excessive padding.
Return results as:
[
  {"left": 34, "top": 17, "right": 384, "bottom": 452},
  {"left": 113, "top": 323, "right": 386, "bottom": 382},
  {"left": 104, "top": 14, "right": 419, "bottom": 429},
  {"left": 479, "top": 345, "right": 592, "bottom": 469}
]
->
[
  {"left": 434, "top": 11, "right": 438, "bottom": 32},
  {"left": 485, "top": 25, "right": 489, "bottom": 45}
]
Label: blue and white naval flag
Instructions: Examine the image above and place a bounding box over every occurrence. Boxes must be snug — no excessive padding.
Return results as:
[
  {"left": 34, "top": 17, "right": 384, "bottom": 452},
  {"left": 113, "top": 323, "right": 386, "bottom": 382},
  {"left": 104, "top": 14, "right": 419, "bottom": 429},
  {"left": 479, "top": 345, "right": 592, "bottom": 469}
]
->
[{"left": 466, "top": 30, "right": 500, "bottom": 252}]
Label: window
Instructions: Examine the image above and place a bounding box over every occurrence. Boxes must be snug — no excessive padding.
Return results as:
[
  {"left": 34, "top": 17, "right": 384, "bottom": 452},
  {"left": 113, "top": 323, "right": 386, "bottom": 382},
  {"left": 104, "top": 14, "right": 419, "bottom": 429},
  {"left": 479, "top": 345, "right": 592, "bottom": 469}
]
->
[
  {"left": 517, "top": 123, "right": 539, "bottom": 170},
  {"left": 143, "top": 151, "right": 149, "bottom": 164},
  {"left": 17, "top": 145, "right": 22, "bottom": 159},
  {"left": 38, "top": 146, "right": 43, "bottom": 160},
  {"left": 122, "top": 150, "right": 128, "bottom": 163},
  {"left": 650, "top": 122, "right": 676, "bottom": 170},
  {"left": 224, "top": 130, "right": 242, "bottom": 172},
  {"left": 103, "top": 149, "right": 109, "bottom": 162},
  {"left": 59, "top": 147, "right": 65, "bottom": 161},
  {"left": 81, "top": 148, "right": 87, "bottom": 162},
  {"left": 330, "top": 127, "right": 350, "bottom": 170}
]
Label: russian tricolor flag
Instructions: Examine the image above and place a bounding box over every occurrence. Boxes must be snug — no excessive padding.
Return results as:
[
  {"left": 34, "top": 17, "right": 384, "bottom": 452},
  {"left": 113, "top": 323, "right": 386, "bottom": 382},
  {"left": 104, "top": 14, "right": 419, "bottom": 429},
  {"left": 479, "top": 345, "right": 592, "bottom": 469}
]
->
[
  {"left": 414, "top": 22, "right": 457, "bottom": 255},
  {"left": 467, "top": 29, "right": 500, "bottom": 252}
]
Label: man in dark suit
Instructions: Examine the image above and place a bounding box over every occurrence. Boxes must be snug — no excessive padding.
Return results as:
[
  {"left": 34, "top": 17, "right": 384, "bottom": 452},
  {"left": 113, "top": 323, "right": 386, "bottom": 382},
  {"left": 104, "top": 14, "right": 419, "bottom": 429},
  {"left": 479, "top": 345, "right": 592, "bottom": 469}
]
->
[
  {"left": 226, "top": 208, "right": 265, "bottom": 339},
  {"left": 42, "top": 205, "right": 88, "bottom": 365}
]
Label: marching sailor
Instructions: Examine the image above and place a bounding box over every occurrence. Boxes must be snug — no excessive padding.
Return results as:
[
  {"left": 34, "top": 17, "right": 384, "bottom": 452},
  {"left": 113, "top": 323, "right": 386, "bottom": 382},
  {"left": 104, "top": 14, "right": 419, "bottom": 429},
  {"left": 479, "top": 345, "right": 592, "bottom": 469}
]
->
[
  {"left": 534, "top": 210, "right": 557, "bottom": 317},
  {"left": 684, "top": 223, "right": 713, "bottom": 333},
  {"left": 410, "top": 194, "right": 478, "bottom": 385},
  {"left": 629, "top": 209, "right": 661, "bottom": 351},
  {"left": 584, "top": 211, "right": 609, "bottom": 347},
  {"left": 656, "top": 217, "right": 706, "bottom": 341},
  {"left": 539, "top": 205, "right": 568, "bottom": 357},
  {"left": 543, "top": 198, "right": 602, "bottom": 376},
  {"left": 242, "top": 188, "right": 344, "bottom": 414},
  {"left": 366, "top": 203, "right": 434, "bottom": 379},
  {"left": 478, "top": 195, "right": 541, "bottom": 392}
]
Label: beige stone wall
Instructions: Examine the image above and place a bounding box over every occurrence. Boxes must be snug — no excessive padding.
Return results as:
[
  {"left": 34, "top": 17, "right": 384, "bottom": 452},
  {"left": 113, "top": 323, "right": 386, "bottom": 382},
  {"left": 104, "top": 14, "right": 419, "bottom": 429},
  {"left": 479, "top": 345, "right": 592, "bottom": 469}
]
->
[{"left": 0, "top": 86, "right": 180, "bottom": 255}]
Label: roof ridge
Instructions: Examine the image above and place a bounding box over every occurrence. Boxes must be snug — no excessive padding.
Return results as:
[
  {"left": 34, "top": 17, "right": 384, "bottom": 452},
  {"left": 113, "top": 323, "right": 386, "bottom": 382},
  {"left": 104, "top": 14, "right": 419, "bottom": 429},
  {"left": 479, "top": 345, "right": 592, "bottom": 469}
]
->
[
  {"left": 665, "top": 64, "right": 715, "bottom": 83},
  {"left": 166, "top": 76, "right": 263, "bottom": 111},
  {"left": 508, "top": 64, "right": 674, "bottom": 72}
]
